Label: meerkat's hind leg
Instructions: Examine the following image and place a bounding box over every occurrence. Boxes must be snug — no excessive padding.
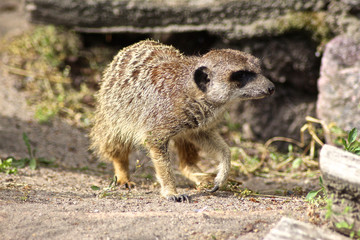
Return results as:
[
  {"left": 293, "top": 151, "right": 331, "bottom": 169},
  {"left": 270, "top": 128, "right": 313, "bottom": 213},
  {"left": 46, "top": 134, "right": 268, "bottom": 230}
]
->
[
  {"left": 107, "top": 142, "right": 135, "bottom": 189},
  {"left": 174, "top": 137, "right": 212, "bottom": 186}
]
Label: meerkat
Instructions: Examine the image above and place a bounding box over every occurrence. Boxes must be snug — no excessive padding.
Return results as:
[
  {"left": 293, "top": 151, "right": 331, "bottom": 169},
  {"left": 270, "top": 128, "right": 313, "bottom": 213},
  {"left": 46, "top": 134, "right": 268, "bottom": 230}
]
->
[{"left": 90, "top": 40, "right": 274, "bottom": 202}]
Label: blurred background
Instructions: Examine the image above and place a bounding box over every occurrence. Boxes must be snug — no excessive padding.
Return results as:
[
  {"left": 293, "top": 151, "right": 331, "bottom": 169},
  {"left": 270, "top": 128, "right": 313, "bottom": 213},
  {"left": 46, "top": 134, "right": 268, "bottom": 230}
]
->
[{"left": 1, "top": 0, "right": 360, "bottom": 179}]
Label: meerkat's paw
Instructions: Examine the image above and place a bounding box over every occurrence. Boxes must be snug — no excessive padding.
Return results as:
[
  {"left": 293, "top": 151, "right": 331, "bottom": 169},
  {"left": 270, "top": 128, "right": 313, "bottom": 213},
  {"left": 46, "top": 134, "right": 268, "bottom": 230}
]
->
[
  {"left": 197, "top": 182, "right": 219, "bottom": 193},
  {"left": 206, "top": 184, "right": 219, "bottom": 193},
  {"left": 194, "top": 173, "right": 218, "bottom": 191},
  {"left": 166, "top": 194, "right": 191, "bottom": 203},
  {"left": 123, "top": 181, "right": 136, "bottom": 190},
  {"left": 114, "top": 176, "right": 136, "bottom": 189},
  {"left": 192, "top": 172, "right": 214, "bottom": 185}
]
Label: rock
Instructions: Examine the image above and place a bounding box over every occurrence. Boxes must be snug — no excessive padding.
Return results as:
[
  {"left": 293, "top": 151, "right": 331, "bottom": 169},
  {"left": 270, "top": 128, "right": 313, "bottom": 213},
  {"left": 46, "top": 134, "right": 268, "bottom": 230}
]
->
[
  {"left": 264, "top": 217, "right": 349, "bottom": 240},
  {"left": 25, "top": 0, "right": 329, "bottom": 38},
  {"left": 320, "top": 144, "right": 360, "bottom": 237},
  {"left": 317, "top": 35, "right": 360, "bottom": 131},
  {"left": 327, "top": 0, "right": 360, "bottom": 35}
]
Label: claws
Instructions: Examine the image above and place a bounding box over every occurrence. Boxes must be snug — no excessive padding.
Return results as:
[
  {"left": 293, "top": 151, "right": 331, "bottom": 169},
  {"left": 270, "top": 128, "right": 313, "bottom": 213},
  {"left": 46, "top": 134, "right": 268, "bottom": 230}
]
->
[
  {"left": 112, "top": 176, "right": 136, "bottom": 190},
  {"left": 167, "top": 194, "right": 191, "bottom": 203},
  {"left": 124, "top": 181, "right": 136, "bottom": 190},
  {"left": 207, "top": 185, "right": 219, "bottom": 193}
]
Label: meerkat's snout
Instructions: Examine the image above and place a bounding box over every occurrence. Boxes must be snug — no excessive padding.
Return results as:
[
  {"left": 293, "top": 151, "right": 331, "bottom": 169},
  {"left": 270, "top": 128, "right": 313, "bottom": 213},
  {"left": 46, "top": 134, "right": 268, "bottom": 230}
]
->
[
  {"left": 249, "top": 74, "right": 275, "bottom": 98},
  {"left": 227, "top": 73, "right": 275, "bottom": 101},
  {"left": 259, "top": 73, "right": 275, "bottom": 96},
  {"left": 263, "top": 78, "right": 275, "bottom": 97}
]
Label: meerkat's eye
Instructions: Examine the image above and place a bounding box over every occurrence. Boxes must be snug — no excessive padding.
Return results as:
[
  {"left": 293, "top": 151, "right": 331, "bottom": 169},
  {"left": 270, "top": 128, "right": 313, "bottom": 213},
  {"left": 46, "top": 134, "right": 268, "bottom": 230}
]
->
[{"left": 230, "top": 70, "right": 256, "bottom": 82}]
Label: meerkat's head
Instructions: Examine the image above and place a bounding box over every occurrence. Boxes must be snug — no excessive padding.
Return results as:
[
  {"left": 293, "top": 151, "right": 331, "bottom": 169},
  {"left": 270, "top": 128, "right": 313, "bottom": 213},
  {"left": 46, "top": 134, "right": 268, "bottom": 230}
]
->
[{"left": 193, "top": 49, "right": 275, "bottom": 105}]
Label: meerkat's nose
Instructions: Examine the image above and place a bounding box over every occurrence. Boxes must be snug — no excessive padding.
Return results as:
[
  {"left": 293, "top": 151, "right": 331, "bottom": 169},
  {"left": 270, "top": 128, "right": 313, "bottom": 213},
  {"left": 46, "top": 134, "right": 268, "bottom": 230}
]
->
[
  {"left": 268, "top": 86, "right": 275, "bottom": 95},
  {"left": 267, "top": 84, "right": 275, "bottom": 95}
]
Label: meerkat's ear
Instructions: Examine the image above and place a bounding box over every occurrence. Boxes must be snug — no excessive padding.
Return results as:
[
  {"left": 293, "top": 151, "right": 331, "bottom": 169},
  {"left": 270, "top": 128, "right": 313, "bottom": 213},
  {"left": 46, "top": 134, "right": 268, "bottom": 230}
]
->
[{"left": 194, "top": 66, "right": 211, "bottom": 92}]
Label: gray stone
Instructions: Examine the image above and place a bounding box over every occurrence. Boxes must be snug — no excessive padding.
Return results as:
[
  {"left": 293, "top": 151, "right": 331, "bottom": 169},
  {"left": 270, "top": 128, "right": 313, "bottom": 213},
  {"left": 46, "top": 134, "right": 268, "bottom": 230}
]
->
[
  {"left": 317, "top": 35, "right": 360, "bottom": 131},
  {"left": 25, "top": 0, "right": 329, "bottom": 38},
  {"left": 320, "top": 144, "right": 360, "bottom": 237},
  {"left": 264, "top": 217, "right": 349, "bottom": 240}
]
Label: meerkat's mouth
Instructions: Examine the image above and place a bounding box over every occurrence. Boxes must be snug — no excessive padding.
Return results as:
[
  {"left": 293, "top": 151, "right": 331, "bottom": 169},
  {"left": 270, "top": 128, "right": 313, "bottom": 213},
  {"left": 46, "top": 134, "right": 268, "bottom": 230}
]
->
[{"left": 236, "top": 88, "right": 275, "bottom": 100}]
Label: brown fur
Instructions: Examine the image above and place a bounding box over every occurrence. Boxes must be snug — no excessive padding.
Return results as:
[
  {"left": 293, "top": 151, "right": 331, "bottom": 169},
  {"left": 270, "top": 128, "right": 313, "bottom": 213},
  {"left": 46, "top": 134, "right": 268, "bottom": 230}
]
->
[{"left": 90, "top": 40, "right": 274, "bottom": 201}]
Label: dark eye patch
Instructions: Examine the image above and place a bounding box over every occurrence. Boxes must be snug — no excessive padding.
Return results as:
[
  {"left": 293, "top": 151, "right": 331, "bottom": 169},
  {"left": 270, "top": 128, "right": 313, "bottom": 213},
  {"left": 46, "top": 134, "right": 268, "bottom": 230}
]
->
[
  {"left": 230, "top": 70, "right": 256, "bottom": 87},
  {"left": 230, "top": 70, "right": 256, "bottom": 82}
]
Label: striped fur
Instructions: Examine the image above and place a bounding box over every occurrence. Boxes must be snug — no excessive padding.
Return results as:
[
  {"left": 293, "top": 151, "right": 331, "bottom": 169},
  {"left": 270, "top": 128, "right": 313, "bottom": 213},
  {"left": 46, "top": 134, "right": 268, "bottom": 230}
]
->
[{"left": 90, "top": 40, "right": 274, "bottom": 201}]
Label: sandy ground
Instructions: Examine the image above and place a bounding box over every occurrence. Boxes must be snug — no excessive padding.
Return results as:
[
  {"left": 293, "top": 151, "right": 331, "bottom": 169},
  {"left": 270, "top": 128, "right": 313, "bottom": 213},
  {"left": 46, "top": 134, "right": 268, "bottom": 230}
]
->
[
  {"left": 0, "top": 64, "right": 318, "bottom": 239},
  {"left": 0, "top": 1, "right": 325, "bottom": 239}
]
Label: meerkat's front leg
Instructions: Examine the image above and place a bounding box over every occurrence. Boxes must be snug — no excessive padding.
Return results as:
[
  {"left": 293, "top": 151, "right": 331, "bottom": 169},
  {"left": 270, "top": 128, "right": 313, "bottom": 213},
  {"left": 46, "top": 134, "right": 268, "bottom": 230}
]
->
[
  {"left": 147, "top": 140, "right": 190, "bottom": 202},
  {"left": 190, "top": 131, "right": 231, "bottom": 192}
]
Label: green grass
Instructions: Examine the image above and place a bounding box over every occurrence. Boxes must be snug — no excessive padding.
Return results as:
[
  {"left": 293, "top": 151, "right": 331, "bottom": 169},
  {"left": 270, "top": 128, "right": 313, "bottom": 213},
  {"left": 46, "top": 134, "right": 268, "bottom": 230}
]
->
[
  {"left": 342, "top": 128, "right": 360, "bottom": 155},
  {"left": 1, "top": 25, "right": 105, "bottom": 127},
  {"left": 305, "top": 176, "right": 326, "bottom": 206},
  {"left": 0, "top": 157, "right": 18, "bottom": 174},
  {"left": 91, "top": 175, "right": 120, "bottom": 198},
  {"left": 0, "top": 133, "right": 53, "bottom": 174}
]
